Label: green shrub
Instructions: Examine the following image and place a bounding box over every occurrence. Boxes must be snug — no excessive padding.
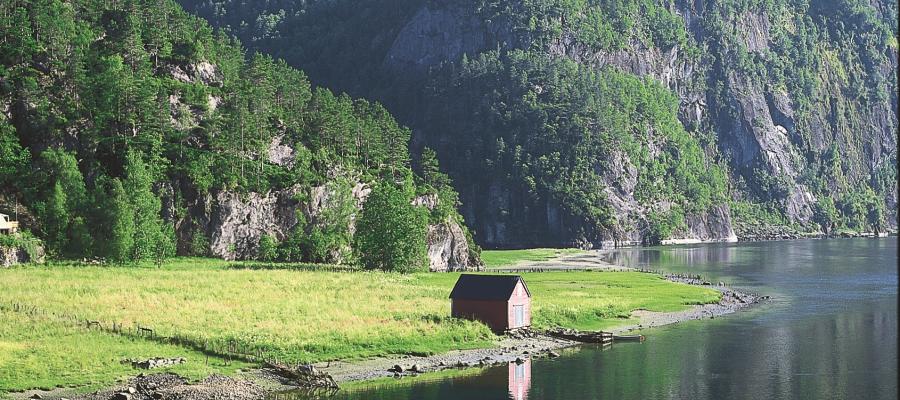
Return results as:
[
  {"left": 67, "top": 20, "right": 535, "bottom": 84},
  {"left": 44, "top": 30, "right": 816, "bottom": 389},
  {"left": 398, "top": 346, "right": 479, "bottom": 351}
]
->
[
  {"left": 646, "top": 209, "right": 685, "bottom": 245},
  {"left": 189, "top": 227, "right": 210, "bottom": 257},
  {"left": 0, "top": 231, "right": 44, "bottom": 262},
  {"left": 354, "top": 177, "right": 428, "bottom": 272},
  {"left": 257, "top": 234, "right": 278, "bottom": 262}
]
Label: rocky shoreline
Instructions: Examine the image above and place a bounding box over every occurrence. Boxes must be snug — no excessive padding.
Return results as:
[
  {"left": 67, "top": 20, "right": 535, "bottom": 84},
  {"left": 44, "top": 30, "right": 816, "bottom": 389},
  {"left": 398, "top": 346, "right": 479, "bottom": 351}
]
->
[
  {"left": 735, "top": 225, "right": 896, "bottom": 242},
  {"left": 14, "top": 272, "right": 766, "bottom": 400},
  {"left": 613, "top": 274, "right": 767, "bottom": 333},
  {"left": 304, "top": 274, "right": 765, "bottom": 387}
]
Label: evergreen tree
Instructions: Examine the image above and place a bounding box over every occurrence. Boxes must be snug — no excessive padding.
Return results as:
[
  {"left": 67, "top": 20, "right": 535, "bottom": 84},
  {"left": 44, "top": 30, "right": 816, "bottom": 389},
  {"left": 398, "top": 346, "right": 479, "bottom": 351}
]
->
[
  {"left": 43, "top": 182, "right": 69, "bottom": 255},
  {"left": 0, "top": 119, "right": 29, "bottom": 186},
  {"left": 68, "top": 216, "right": 93, "bottom": 258},
  {"left": 34, "top": 149, "right": 89, "bottom": 256},
  {"left": 105, "top": 178, "right": 135, "bottom": 263},
  {"left": 303, "top": 178, "right": 356, "bottom": 263},
  {"left": 123, "top": 150, "right": 165, "bottom": 261},
  {"left": 417, "top": 147, "right": 451, "bottom": 190},
  {"left": 354, "top": 176, "right": 428, "bottom": 272}
]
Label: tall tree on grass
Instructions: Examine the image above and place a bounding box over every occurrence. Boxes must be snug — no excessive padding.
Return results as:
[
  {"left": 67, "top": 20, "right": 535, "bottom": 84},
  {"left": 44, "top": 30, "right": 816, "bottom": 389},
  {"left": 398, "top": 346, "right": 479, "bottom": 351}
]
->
[
  {"left": 354, "top": 175, "right": 428, "bottom": 272},
  {"left": 43, "top": 182, "right": 69, "bottom": 255},
  {"left": 123, "top": 150, "right": 170, "bottom": 261},
  {"left": 34, "top": 149, "right": 88, "bottom": 256},
  {"left": 104, "top": 178, "right": 135, "bottom": 263}
]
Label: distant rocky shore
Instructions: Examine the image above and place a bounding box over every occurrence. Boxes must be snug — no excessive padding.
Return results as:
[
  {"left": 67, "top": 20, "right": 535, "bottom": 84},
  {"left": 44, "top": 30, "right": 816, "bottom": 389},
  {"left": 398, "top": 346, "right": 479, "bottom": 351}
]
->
[{"left": 735, "top": 223, "right": 896, "bottom": 242}]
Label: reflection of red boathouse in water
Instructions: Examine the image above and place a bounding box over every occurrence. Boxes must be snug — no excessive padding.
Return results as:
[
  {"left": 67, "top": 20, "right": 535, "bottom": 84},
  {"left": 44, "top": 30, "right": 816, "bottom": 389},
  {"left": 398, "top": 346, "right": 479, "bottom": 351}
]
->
[{"left": 508, "top": 359, "right": 531, "bottom": 400}]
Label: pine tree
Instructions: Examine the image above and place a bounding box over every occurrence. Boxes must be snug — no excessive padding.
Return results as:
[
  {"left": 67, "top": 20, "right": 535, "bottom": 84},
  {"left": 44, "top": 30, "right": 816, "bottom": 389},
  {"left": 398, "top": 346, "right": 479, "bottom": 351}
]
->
[
  {"left": 418, "top": 147, "right": 451, "bottom": 190},
  {"left": 124, "top": 150, "right": 164, "bottom": 261},
  {"left": 0, "top": 119, "right": 29, "bottom": 186},
  {"left": 43, "top": 182, "right": 69, "bottom": 255},
  {"left": 106, "top": 178, "right": 135, "bottom": 263}
]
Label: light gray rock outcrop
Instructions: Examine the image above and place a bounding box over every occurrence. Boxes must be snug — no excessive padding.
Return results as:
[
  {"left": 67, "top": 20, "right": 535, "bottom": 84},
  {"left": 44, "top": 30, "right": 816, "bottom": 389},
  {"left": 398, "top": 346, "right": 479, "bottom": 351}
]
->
[
  {"left": 178, "top": 184, "right": 480, "bottom": 270},
  {"left": 0, "top": 243, "right": 44, "bottom": 267},
  {"left": 206, "top": 187, "right": 304, "bottom": 261},
  {"left": 426, "top": 221, "right": 477, "bottom": 272}
]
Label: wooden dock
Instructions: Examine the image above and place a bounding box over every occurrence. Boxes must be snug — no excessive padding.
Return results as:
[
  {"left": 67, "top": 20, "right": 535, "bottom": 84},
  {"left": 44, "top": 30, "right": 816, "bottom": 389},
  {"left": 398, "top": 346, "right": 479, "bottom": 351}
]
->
[
  {"left": 546, "top": 328, "right": 613, "bottom": 345},
  {"left": 546, "top": 328, "right": 645, "bottom": 344},
  {"left": 612, "top": 334, "right": 645, "bottom": 342}
]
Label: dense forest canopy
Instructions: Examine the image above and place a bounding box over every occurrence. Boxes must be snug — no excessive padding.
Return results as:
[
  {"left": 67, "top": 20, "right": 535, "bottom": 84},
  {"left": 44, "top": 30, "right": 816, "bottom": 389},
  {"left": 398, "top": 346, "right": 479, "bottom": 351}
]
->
[
  {"left": 421, "top": 50, "right": 728, "bottom": 243},
  {"left": 0, "top": 0, "right": 895, "bottom": 257},
  {"left": 0, "top": 0, "right": 464, "bottom": 266},
  {"left": 179, "top": 0, "right": 898, "bottom": 246}
]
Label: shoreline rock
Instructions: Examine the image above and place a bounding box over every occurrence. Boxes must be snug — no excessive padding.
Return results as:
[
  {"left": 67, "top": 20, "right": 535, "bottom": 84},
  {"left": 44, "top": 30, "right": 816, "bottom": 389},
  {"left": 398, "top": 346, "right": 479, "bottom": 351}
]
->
[{"left": 19, "top": 268, "right": 765, "bottom": 400}]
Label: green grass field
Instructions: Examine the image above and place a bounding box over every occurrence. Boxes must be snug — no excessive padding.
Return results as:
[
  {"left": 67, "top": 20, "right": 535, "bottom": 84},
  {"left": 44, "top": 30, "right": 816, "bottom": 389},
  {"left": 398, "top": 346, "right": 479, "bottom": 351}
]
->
[
  {"left": 480, "top": 248, "right": 587, "bottom": 268},
  {"left": 0, "top": 309, "right": 249, "bottom": 393},
  {"left": 0, "top": 258, "right": 719, "bottom": 394}
]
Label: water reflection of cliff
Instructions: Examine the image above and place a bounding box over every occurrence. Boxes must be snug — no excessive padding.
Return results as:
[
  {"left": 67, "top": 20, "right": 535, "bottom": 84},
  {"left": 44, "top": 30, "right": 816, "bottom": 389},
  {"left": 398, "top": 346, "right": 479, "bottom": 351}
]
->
[
  {"left": 508, "top": 360, "right": 531, "bottom": 400},
  {"left": 604, "top": 244, "right": 739, "bottom": 270}
]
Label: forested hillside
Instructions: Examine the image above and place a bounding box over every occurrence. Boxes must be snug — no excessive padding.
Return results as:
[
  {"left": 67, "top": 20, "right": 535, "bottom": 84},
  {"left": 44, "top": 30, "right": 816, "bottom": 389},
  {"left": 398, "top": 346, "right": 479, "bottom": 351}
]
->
[
  {"left": 179, "top": 0, "right": 898, "bottom": 248},
  {"left": 0, "top": 0, "right": 478, "bottom": 269}
]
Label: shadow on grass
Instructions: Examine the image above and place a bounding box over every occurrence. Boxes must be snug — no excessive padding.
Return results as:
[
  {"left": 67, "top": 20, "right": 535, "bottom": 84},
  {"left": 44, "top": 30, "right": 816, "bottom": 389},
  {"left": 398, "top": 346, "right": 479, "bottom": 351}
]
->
[{"left": 226, "top": 262, "right": 362, "bottom": 272}]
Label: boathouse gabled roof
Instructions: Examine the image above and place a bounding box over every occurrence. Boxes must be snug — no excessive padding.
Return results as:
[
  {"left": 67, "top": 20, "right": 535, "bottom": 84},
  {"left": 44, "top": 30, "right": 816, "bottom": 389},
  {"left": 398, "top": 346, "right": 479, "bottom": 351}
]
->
[{"left": 449, "top": 274, "right": 531, "bottom": 300}]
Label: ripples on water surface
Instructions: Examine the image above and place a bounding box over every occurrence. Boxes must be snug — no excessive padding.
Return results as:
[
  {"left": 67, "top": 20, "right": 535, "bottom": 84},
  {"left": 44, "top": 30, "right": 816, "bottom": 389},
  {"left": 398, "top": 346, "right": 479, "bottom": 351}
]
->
[{"left": 275, "top": 238, "right": 897, "bottom": 400}]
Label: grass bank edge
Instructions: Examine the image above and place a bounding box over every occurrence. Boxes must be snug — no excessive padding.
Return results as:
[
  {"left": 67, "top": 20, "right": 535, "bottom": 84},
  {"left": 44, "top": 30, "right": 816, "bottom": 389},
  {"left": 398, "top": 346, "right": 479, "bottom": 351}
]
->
[
  {"left": 0, "top": 258, "right": 719, "bottom": 393},
  {"left": 481, "top": 248, "right": 589, "bottom": 268}
]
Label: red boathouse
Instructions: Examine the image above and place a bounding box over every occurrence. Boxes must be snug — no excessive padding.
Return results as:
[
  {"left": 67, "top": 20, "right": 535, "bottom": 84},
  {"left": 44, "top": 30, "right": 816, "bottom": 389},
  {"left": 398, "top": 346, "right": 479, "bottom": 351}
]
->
[{"left": 449, "top": 274, "right": 532, "bottom": 332}]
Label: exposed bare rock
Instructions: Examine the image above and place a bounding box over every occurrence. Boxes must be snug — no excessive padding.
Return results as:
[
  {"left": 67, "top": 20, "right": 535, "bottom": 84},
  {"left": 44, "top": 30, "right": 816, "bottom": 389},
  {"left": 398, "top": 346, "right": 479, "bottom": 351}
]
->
[
  {"left": 168, "top": 61, "right": 222, "bottom": 87},
  {"left": 766, "top": 89, "right": 795, "bottom": 134},
  {"left": 0, "top": 243, "right": 43, "bottom": 267},
  {"left": 167, "top": 94, "right": 198, "bottom": 131},
  {"left": 427, "top": 221, "right": 478, "bottom": 272},
  {"left": 266, "top": 135, "right": 295, "bottom": 167},
  {"left": 416, "top": 194, "right": 481, "bottom": 271},
  {"left": 721, "top": 72, "right": 816, "bottom": 222},
  {"left": 664, "top": 205, "right": 738, "bottom": 244},
  {"left": 205, "top": 187, "right": 303, "bottom": 261},
  {"left": 179, "top": 183, "right": 479, "bottom": 269},
  {"left": 384, "top": 6, "right": 514, "bottom": 74},
  {"left": 411, "top": 193, "right": 438, "bottom": 209},
  {"left": 124, "top": 357, "right": 186, "bottom": 370},
  {"left": 207, "top": 95, "right": 221, "bottom": 113},
  {"left": 735, "top": 12, "right": 770, "bottom": 53}
]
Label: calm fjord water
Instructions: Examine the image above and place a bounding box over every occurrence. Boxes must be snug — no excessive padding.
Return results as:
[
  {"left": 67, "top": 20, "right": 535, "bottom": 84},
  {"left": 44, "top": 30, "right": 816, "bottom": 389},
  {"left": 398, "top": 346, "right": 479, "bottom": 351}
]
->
[{"left": 293, "top": 238, "right": 898, "bottom": 400}]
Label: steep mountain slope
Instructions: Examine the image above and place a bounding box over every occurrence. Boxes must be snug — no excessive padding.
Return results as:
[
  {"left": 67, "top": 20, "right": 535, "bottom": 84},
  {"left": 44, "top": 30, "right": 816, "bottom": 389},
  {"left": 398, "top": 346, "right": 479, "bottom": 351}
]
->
[
  {"left": 181, "top": 0, "right": 896, "bottom": 247},
  {"left": 0, "top": 0, "right": 479, "bottom": 269}
]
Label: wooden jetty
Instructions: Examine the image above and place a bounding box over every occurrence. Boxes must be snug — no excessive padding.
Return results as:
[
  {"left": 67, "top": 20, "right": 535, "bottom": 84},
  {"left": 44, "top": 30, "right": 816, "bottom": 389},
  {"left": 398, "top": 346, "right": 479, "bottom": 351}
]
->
[
  {"left": 612, "top": 334, "right": 645, "bottom": 342},
  {"left": 546, "top": 328, "right": 645, "bottom": 344},
  {"left": 546, "top": 328, "right": 613, "bottom": 345}
]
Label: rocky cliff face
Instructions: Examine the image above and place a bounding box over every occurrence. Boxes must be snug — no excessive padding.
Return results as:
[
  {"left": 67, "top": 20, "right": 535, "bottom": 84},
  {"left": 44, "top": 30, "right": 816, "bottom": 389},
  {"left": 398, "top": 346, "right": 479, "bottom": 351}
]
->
[
  {"left": 384, "top": 0, "right": 896, "bottom": 245},
  {"left": 154, "top": 59, "right": 479, "bottom": 268},
  {"left": 196, "top": 188, "right": 304, "bottom": 261},
  {"left": 378, "top": 4, "right": 738, "bottom": 249},
  {"left": 0, "top": 243, "right": 44, "bottom": 267},
  {"left": 373, "top": 3, "right": 736, "bottom": 248},
  {"left": 384, "top": 6, "right": 513, "bottom": 76},
  {"left": 173, "top": 182, "right": 479, "bottom": 270},
  {"left": 426, "top": 221, "right": 478, "bottom": 271},
  {"left": 178, "top": 0, "right": 898, "bottom": 247}
]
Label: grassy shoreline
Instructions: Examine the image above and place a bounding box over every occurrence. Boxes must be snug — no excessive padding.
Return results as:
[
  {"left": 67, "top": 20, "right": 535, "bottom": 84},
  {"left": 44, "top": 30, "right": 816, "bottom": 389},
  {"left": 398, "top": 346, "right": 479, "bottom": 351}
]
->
[
  {"left": 480, "top": 248, "right": 587, "bottom": 268},
  {"left": 0, "top": 256, "right": 719, "bottom": 394}
]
